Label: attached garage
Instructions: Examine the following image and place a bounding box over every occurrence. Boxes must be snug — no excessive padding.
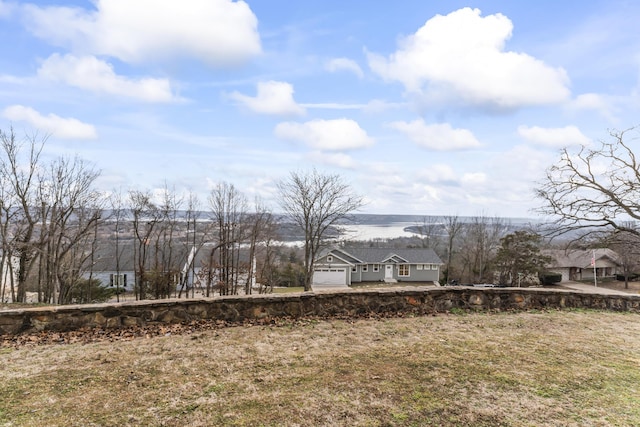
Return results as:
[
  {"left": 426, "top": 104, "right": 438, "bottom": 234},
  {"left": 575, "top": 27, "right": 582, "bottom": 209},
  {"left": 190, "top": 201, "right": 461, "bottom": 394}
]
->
[{"left": 312, "top": 267, "right": 349, "bottom": 287}]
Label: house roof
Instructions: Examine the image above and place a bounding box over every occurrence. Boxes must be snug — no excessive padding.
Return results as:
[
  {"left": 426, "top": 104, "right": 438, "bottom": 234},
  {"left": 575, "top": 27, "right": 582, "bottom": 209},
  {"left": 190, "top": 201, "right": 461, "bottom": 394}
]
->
[
  {"left": 321, "top": 247, "right": 443, "bottom": 265},
  {"left": 543, "top": 248, "right": 621, "bottom": 269}
]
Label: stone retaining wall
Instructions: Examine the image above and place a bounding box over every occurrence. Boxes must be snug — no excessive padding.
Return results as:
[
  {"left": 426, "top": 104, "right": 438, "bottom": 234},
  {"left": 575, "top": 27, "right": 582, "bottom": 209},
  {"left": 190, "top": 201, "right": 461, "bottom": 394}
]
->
[{"left": 1, "top": 287, "right": 639, "bottom": 336}]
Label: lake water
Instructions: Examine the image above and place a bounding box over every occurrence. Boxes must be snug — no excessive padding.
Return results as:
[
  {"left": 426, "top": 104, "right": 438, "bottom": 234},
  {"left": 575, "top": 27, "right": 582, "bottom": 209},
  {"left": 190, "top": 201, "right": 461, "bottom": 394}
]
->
[{"left": 339, "top": 222, "right": 417, "bottom": 241}]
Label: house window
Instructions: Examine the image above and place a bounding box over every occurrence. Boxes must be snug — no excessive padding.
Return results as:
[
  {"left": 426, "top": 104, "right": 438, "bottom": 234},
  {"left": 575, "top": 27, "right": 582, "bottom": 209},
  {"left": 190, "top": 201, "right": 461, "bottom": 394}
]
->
[
  {"left": 362, "top": 265, "right": 368, "bottom": 272},
  {"left": 110, "top": 273, "right": 127, "bottom": 287},
  {"left": 431, "top": 264, "right": 438, "bottom": 270},
  {"left": 327, "top": 256, "right": 333, "bottom": 262},
  {"left": 398, "top": 264, "right": 410, "bottom": 277},
  {"left": 352, "top": 266, "right": 358, "bottom": 273},
  {"left": 417, "top": 264, "right": 423, "bottom": 270},
  {"left": 373, "top": 264, "right": 380, "bottom": 272}
]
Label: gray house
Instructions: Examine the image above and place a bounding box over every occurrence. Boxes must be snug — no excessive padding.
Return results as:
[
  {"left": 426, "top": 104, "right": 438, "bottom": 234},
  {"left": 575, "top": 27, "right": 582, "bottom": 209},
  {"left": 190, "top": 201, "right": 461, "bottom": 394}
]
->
[{"left": 313, "top": 247, "right": 442, "bottom": 288}]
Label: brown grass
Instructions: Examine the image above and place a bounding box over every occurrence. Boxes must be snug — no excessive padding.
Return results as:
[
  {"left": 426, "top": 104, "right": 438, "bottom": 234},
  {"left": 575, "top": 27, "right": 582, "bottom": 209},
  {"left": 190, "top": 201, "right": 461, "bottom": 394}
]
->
[{"left": 1, "top": 310, "right": 640, "bottom": 426}]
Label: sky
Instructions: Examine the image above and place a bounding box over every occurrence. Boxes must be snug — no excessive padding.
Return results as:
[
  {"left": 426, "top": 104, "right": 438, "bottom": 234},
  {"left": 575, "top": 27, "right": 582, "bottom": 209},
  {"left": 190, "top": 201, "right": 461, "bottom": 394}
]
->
[{"left": 1, "top": 0, "right": 639, "bottom": 219}]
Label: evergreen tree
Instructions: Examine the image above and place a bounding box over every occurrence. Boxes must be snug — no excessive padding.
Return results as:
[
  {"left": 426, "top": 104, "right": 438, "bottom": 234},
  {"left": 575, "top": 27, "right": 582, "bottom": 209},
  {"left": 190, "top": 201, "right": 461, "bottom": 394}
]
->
[{"left": 495, "top": 231, "right": 551, "bottom": 286}]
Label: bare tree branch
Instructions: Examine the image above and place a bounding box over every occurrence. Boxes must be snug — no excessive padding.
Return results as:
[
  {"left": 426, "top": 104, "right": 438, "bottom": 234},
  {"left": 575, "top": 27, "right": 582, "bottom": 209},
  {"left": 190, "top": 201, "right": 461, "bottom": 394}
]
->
[
  {"left": 277, "top": 169, "right": 362, "bottom": 291},
  {"left": 536, "top": 127, "right": 640, "bottom": 239}
]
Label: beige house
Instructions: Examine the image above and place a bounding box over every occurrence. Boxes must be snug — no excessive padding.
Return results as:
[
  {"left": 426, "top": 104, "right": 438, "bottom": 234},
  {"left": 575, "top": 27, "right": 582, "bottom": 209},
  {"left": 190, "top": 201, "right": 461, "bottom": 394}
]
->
[{"left": 543, "top": 248, "right": 621, "bottom": 282}]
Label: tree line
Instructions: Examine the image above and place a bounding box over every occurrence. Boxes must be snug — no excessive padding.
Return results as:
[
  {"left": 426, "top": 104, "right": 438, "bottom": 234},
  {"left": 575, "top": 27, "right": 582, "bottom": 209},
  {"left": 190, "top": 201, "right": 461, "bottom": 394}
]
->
[
  {"left": 0, "top": 128, "right": 363, "bottom": 303},
  {"left": 2, "top": 125, "right": 639, "bottom": 303}
]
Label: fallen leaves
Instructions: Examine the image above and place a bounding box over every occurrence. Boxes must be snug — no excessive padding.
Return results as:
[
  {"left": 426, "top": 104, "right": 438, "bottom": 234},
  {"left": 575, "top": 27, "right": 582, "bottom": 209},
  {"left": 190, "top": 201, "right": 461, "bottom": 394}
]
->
[{"left": 0, "top": 310, "right": 451, "bottom": 348}]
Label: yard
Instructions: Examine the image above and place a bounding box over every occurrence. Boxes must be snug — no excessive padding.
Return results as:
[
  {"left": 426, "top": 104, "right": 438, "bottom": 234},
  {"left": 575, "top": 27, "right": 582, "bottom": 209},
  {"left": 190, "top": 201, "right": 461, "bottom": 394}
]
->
[{"left": 1, "top": 309, "right": 640, "bottom": 426}]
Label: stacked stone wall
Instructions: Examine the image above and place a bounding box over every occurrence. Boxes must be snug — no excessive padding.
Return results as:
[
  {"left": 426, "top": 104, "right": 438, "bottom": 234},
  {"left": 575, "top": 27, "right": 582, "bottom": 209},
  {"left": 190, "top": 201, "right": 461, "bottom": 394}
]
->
[{"left": 1, "top": 287, "right": 639, "bottom": 336}]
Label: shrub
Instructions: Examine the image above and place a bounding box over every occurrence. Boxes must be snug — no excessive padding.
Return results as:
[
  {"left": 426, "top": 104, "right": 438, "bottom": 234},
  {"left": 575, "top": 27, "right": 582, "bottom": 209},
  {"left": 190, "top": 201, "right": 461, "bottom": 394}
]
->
[
  {"left": 616, "top": 273, "right": 640, "bottom": 281},
  {"left": 539, "top": 272, "right": 562, "bottom": 286},
  {"left": 67, "top": 278, "right": 117, "bottom": 304}
]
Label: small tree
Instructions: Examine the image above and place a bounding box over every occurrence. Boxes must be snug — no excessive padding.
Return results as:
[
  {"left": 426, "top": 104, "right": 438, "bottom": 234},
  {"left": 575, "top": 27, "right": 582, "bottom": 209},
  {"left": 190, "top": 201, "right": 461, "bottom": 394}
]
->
[
  {"left": 277, "top": 169, "right": 362, "bottom": 291},
  {"left": 67, "top": 278, "right": 116, "bottom": 304},
  {"left": 494, "top": 231, "right": 551, "bottom": 286}
]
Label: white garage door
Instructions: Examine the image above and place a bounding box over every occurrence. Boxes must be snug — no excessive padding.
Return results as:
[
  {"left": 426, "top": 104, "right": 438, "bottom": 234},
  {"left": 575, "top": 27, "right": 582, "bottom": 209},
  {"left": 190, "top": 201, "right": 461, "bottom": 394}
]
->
[{"left": 313, "top": 268, "right": 347, "bottom": 286}]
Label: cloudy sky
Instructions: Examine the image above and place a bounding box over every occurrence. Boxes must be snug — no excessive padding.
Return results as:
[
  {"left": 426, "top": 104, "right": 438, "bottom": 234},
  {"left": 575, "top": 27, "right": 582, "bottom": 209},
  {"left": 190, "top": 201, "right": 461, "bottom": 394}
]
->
[{"left": 1, "top": 0, "right": 639, "bottom": 218}]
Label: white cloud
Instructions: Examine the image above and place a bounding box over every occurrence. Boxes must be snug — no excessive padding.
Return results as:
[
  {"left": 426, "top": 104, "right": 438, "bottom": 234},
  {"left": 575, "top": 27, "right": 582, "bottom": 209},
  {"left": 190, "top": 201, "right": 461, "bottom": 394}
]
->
[
  {"left": 22, "top": 0, "right": 261, "bottom": 66},
  {"left": 274, "top": 118, "right": 374, "bottom": 151},
  {"left": 460, "top": 172, "right": 487, "bottom": 187},
  {"left": 229, "top": 81, "right": 305, "bottom": 116},
  {"left": 2, "top": 105, "right": 97, "bottom": 139},
  {"left": 416, "top": 164, "right": 458, "bottom": 185},
  {"left": 367, "top": 7, "right": 570, "bottom": 109},
  {"left": 518, "top": 125, "right": 590, "bottom": 148},
  {"left": 388, "top": 120, "right": 481, "bottom": 150},
  {"left": 307, "top": 151, "right": 357, "bottom": 169},
  {"left": 38, "top": 54, "right": 177, "bottom": 102},
  {"left": 489, "top": 144, "right": 555, "bottom": 204},
  {"left": 567, "top": 93, "right": 616, "bottom": 121},
  {"left": 325, "top": 58, "right": 364, "bottom": 78},
  {"left": 0, "top": 0, "right": 15, "bottom": 17}
]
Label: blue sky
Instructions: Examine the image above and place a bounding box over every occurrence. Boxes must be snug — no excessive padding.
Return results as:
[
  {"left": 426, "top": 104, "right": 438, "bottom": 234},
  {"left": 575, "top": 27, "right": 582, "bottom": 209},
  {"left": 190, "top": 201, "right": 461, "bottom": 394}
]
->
[{"left": 1, "top": 0, "right": 639, "bottom": 218}]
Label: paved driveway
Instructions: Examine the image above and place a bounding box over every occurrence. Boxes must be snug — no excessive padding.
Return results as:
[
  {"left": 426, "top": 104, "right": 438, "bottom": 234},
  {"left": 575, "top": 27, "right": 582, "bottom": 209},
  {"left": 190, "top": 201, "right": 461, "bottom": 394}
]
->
[{"left": 560, "top": 282, "right": 636, "bottom": 295}]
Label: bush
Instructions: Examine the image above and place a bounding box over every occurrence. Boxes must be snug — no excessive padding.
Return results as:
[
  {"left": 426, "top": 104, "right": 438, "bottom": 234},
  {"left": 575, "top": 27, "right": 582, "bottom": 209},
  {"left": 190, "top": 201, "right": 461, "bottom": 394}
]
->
[
  {"left": 616, "top": 273, "right": 640, "bottom": 281},
  {"left": 66, "top": 278, "right": 117, "bottom": 304},
  {"left": 539, "top": 272, "right": 562, "bottom": 286}
]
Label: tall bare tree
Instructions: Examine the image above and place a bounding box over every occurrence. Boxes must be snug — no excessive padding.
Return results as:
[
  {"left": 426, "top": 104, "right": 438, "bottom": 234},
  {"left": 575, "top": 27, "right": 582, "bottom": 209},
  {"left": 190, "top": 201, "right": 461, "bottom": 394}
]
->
[
  {"left": 148, "top": 184, "right": 183, "bottom": 299},
  {"left": 442, "top": 215, "right": 463, "bottom": 284},
  {"left": 536, "top": 128, "right": 640, "bottom": 239},
  {"left": 129, "top": 190, "right": 161, "bottom": 300},
  {"left": 244, "top": 198, "right": 276, "bottom": 294},
  {"left": 0, "top": 128, "right": 103, "bottom": 303},
  {"left": 0, "top": 167, "right": 18, "bottom": 302},
  {"left": 458, "top": 215, "right": 508, "bottom": 283},
  {"left": 40, "top": 156, "right": 103, "bottom": 304},
  {"left": 178, "top": 191, "right": 206, "bottom": 298},
  {"left": 0, "top": 128, "right": 45, "bottom": 302},
  {"left": 108, "top": 188, "right": 127, "bottom": 302},
  {"left": 277, "top": 169, "right": 363, "bottom": 291},
  {"left": 209, "top": 182, "right": 247, "bottom": 296}
]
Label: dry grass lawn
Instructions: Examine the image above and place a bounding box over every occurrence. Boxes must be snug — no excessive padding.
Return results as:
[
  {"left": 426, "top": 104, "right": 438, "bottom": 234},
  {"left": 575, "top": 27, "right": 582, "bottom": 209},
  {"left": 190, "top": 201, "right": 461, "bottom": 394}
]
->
[{"left": 1, "top": 310, "right": 640, "bottom": 426}]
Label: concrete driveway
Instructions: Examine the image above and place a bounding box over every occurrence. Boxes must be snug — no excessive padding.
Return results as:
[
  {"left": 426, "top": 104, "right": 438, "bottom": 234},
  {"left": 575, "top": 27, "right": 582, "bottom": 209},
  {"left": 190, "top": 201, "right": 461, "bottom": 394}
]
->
[{"left": 560, "top": 282, "right": 635, "bottom": 295}]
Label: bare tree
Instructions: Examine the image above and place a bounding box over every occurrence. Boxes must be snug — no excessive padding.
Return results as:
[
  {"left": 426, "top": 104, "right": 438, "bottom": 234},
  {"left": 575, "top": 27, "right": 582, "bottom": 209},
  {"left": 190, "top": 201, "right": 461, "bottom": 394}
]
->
[
  {"left": 108, "top": 189, "right": 127, "bottom": 302},
  {"left": 458, "top": 215, "right": 508, "bottom": 283},
  {"left": 536, "top": 128, "right": 640, "bottom": 239},
  {"left": 0, "top": 167, "right": 18, "bottom": 302},
  {"left": 0, "top": 128, "right": 104, "bottom": 303},
  {"left": 244, "top": 198, "right": 276, "bottom": 294},
  {"left": 0, "top": 128, "right": 45, "bottom": 302},
  {"left": 148, "top": 184, "right": 183, "bottom": 299},
  {"left": 412, "top": 216, "right": 443, "bottom": 251},
  {"left": 129, "top": 190, "right": 161, "bottom": 300},
  {"left": 40, "top": 156, "right": 103, "bottom": 304},
  {"left": 601, "top": 226, "right": 640, "bottom": 289},
  {"left": 442, "top": 215, "right": 463, "bottom": 284},
  {"left": 209, "top": 182, "right": 247, "bottom": 296},
  {"left": 277, "top": 169, "right": 363, "bottom": 291},
  {"left": 177, "top": 191, "right": 206, "bottom": 299}
]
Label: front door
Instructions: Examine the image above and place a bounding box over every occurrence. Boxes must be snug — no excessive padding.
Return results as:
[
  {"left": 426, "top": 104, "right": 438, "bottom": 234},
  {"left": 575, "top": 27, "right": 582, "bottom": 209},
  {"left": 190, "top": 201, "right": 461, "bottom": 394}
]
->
[{"left": 385, "top": 264, "right": 394, "bottom": 280}]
